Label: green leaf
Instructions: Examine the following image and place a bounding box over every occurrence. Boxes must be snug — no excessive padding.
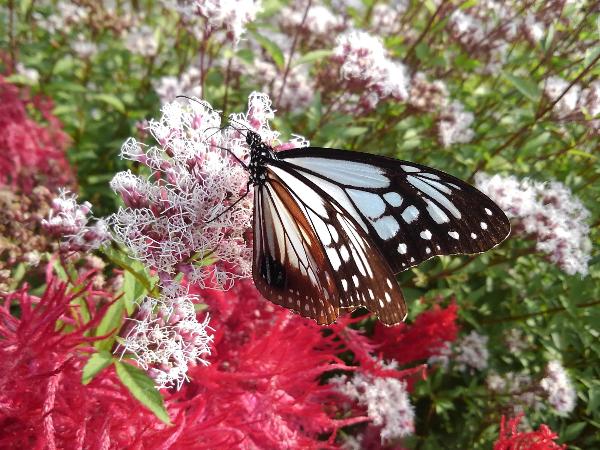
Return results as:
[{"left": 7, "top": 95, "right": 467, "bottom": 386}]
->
[
  {"left": 251, "top": 32, "right": 285, "bottom": 70},
  {"left": 114, "top": 361, "right": 171, "bottom": 424},
  {"left": 503, "top": 73, "right": 541, "bottom": 102},
  {"left": 94, "top": 296, "right": 125, "bottom": 351},
  {"left": 293, "top": 49, "right": 332, "bottom": 66},
  {"left": 92, "top": 94, "right": 126, "bottom": 114},
  {"left": 561, "top": 422, "right": 586, "bottom": 441},
  {"left": 82, "top": 351, "right": 113, "bottom": 384},
  {"left": 122, "top": 265, "right": 148, "bottom": 315}
]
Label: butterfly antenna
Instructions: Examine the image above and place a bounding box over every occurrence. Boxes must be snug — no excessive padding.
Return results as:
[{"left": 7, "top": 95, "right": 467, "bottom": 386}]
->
[
  {"left": 175, "top": 95, "right": 249, "bottom": 171},
  {"left": 205, "top": 182, "right": 252, "bottom": 224}
]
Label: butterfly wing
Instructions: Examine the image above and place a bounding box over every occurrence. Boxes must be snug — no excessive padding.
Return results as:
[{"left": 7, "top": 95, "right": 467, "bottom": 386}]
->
[
  {"left": 277, "top": 147, "right": 510, "bottom": 273},
  {"left": 253, "top": 162, "right": 407, "bottom": 325}
]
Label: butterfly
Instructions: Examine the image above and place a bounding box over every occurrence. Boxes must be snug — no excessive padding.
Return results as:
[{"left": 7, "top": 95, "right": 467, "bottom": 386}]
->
[{"left": 230, "top": 129, "right": 510, "bottom": 326}]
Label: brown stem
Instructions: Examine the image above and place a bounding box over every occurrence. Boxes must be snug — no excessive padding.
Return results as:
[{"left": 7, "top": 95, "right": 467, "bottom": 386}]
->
[
  {"left": 404, "top": 0, "right": 449, "bottom": 66},
  {"left": 8, "top": 0, "right": 16, "bottom": 72},
  {"left": 222, "top": 56, "right": 233, "bottom": 115},
  {"left": 276, "top": 0, "right": 312, "bottom": 107},
  {"left": 469, "top": 50, "right": 600, "bottom": 180}
]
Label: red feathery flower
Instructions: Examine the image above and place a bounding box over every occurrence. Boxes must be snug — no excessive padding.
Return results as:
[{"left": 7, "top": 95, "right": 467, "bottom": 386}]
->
[
  {"left": 372, "top": 302, "right": 459, "bottom": 365},
  {"left": 0, "top": 77, "right": 74, "bottom": 193},
  {"left": 494, "top": 414, "right": 566, "bottom": 450}
]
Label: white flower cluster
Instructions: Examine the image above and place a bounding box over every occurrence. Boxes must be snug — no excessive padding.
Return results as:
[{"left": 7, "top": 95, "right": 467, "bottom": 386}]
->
[
  {"left": 71, "top": 35, "right": 99, "bottom": 59},
  {"left": 42, "top": 190, "right": 110, "bottom": 252},
  {"left": 154, "top": 66, "right": 202, "bottom": 104},
  {"left": 33, "top": 2, "right": 89, "bottom": 34},
  {"left": 279, "top": 2, "right": 345, "bottom": 44},
  {"left": 370, "top": 1, "right": 409, "bottom": 36},
  {"left": 455, "top": 330, "right": 489, "bottom": 372},
  {"left": 111, "top": 93, "right": 305, "bottom": 290},
  {"left": 409, "top": 72, "right": 449, "bottom": 113},
  {"left": 125, "top": 25, "right": 159, "bottom": 57},
  {"left": 541, "top": 360, "right": 577, "bottom": 415},
  {"left": 428, "top": 331, "right": 489, "bottom": 373},
  {"left": 169, "top": 0, "right": 261, "bottom": 43},
  {"left": 437, "top": 101, "right": 475, "bottom": 147},
  {"left": 543, "top": 77, "right": 600, "bottom": 134},
  {"left": 486, "top": 360, "right": 577, "bottom": 416},
  {"left": 332, "top": 30, "right": 411, "bottom": 111},
  {"left": 503, "top": 327, "right": 529, "bottom": 354},
  {"left": 332, "top": 362, "right": 415, "bottom": 443},
  {"left": 475, "top": 173, "right": 592, "bottom": 276},
  {"left": 119, "top": 294, "right": 213, "bottom": 389},
  {"left": 487, "top": 371, "right": 544, "bottom": 413},
  {"left": 15, "top": 63, "right": 40, "bottom": 84}
]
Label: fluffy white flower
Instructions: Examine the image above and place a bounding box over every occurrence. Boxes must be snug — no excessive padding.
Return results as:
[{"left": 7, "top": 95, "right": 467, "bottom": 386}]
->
[
  {"left": 110, "top": 92, "right": 307, "bottom": 289},
  {"left": 154, "top": 66, "right": 202, "bottom": 103},
  {"left": 370, "top": 2, "right": 409, "bottom": 36},
  {"left": 543, "top": 76, "right": 581, "bottom": 117},
  {"left": 125, "top": 25, "right": 159, "bottom": 57},
  {"left": 170, "top": 0, "right": 261, "bottom": 43},
  {"left": 15, "top": 63, "right": 40, "bottom": 84},
  {"left": 280, "top": 3, "right": 344, "bottom": 38},
  {"left": 476, "top": 174, "right": 592, "bottom": 275},
  {"left": 332, "top": 30, "right": 411, "bottom": 110},
  {"left": 42, "top": 190, "right": 110, "bottom": 252},
  {"left": 455, "top": 330, "right": 489, "bottom": 372},
  {"left": 332, "top": 364, "right": 415, "bottom": 443},
  {"left": 119, "top": 294, "right": 213, "bottom": 389},
  {"left": 437, "top": 101, "right": 475, "bottom": 147},
  {"left": 540, "top": 360, "right": 577, "bottom": 415},
  {"left": 72, "top": 35, "right": 98, "bottom": 59}
]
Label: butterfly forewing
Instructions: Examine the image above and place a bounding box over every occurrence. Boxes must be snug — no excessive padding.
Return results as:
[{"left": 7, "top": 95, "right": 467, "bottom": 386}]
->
[
  {"left": 253, "top": 163, "right": 407, "bottom": 325},
  {"left": 278, "top": 148, "right": 511, "bottom": 273}
]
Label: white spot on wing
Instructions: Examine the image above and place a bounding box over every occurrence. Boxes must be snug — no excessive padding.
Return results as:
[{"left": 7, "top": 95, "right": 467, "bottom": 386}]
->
[
  {"left": 340, "top": 245, "right": 350, "bottom": 262},
  {"left": 424, "top": 198, "right": 450, "bottom": 224},
  {"left": 401, "top": 164, "right": 420, "bottom": 173},
  {"left": 420, "top": 229, "right": 432, "bottom": 240},
  {"left": 406, "top": 175, "right": 462, "bottom": 219},
  {"left": 419, "top": 172, "right": 441, "bottom": 180},
  {"left": 328, "top": 225, "right": 339, "bottom": 243},
  {"left": 352, "top": 275, "right": 359, "bottom": 287},
  {"left": 327, "top": 248, "right": 342, "bottom": 270},
  {"left": 298, "top": 170, "right": 369, "bottom": 231},
  {"left": 480, "top": 222, "right": 488, "bottom": 230},
  {"left": 385, "top": 292, "right": 392, "bottom": 303},
  {"left": 401, "top": 205, "right": 420, "bottom": 223},
  {"left": 398, "top": 243, "right": 407, "bottom": 254},
  {"left": 448, "top": 231, "right": 459, "bottom": 239},
  {"left": 270, "top": 166, "right": 328, "bottom": 218},
  {"left": 485, "top": 208, "right": 492, "bottom": 216},
  {"left": 471, "top": 232, "right": 477, "bottom": 239},
  {"left": 308, "top": 211, "right": 331, "bottom": 246},
  {"left": 347, "top": 189, "right": 386, "bottom": 219},
  {"left": 383, "top": 192, "right": 403, "bottom": 207},
  {"left": 341, "top": 279, "right": 348, "bottom": 291},
  {"left": 372, "top": 215, "right": 400, "bottom": 240},
  {"left": 289, "top": 158, "right": 390, "bottom": 188},
  {"left": 426, "top": 247, "right": 431, "bottom": 254}
]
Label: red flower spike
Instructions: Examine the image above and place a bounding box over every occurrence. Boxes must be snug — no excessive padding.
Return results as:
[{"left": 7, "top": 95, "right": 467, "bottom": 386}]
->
[
  {"left": 0, "top": 77, "right": 74, "bottom": 193},
  {"left": 494, "top": 414, "right": 566, "bottom": 450},
  {"left": 372, "top": 302, "right": 459, "bottom": 366}
]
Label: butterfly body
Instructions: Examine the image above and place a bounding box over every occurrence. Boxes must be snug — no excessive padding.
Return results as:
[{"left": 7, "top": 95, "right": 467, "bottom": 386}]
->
[{"left": 244, "top": 131, "right": 510, "bottom": 326}]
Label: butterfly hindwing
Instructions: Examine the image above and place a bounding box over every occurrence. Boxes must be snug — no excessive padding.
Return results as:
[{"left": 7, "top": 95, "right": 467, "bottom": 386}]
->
[
  {"left": 253, "top": 162, "right": 407, "bottom": 325},
  {"left": 278, "top": 147, "right": 511, "bottom": 273}
]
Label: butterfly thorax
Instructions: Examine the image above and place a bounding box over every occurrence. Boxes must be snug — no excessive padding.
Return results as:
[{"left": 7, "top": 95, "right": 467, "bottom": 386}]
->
[{"left": 247, "top": 131, "right": 276, "bottom": 186}]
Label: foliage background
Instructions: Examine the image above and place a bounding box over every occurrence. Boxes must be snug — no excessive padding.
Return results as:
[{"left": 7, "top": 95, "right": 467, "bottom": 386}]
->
[{"left": 1, "top": 0, "right": 599, "bottom": 449}]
